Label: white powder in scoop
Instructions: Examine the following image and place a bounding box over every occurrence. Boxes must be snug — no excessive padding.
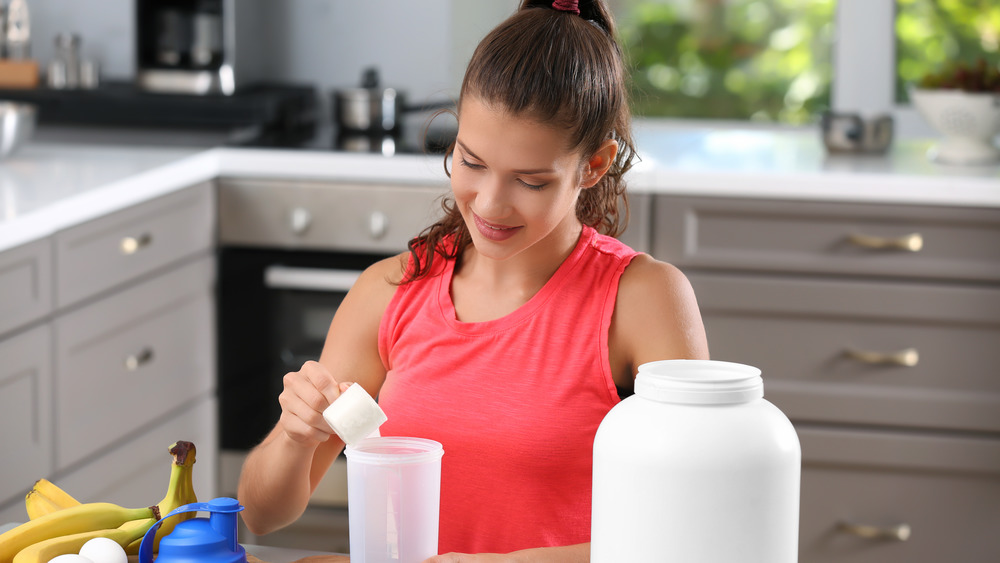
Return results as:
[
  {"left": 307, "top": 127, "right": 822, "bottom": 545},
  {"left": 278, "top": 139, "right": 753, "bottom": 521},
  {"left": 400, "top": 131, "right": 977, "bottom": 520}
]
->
[{"left": 322, "top": 383, "right": 388, "bottom": 446}]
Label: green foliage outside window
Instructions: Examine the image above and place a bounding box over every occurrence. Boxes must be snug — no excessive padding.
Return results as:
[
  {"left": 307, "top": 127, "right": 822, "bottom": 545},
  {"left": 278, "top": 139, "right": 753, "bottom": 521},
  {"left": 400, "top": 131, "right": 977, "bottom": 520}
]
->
[
  {"left": 616, "top": 0, "right": 835, "bottom": 124},
  {"left": 896, "top": 0, "right": 1000, "bottom": 101}
]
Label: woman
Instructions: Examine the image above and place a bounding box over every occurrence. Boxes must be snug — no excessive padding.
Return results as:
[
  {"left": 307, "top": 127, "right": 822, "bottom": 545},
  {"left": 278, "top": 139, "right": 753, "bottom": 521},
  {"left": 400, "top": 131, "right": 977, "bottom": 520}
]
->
[{"left": 238, "top": 1, "right": 709, "bottom": 561}]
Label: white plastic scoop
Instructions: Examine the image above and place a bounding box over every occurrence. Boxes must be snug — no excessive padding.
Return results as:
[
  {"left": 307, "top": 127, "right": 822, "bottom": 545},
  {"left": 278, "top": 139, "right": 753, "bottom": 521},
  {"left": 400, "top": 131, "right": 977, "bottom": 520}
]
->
[{"left": 322, "top": 383, "right": 388, "bottom": 446}]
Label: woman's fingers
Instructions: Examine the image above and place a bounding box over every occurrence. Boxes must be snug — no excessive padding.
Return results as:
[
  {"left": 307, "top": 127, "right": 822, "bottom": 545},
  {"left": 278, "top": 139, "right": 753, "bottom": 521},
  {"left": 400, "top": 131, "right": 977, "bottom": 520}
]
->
[{"left": 277, "top": 360, "right": 346, "bottom": 444}]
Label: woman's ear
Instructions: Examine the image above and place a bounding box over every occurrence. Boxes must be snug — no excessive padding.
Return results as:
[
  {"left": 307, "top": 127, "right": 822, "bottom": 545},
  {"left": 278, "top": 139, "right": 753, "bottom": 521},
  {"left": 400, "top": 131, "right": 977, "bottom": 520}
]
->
[{"left": 581, "top": 139, "right": 619, "bottom": 188}]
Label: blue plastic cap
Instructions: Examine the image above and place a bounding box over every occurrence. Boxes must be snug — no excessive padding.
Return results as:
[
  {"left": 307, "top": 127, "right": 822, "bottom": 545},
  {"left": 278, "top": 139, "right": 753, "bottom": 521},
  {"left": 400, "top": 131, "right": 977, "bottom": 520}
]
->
[{"left": 137, "top": 497, "right": 247, "bottom": 563}]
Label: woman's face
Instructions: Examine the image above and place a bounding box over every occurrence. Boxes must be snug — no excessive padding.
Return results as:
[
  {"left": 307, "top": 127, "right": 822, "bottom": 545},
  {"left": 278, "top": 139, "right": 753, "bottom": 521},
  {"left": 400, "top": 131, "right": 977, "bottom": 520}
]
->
[{"left": 451, "top": 97, "right": 588, "bottom": 262}]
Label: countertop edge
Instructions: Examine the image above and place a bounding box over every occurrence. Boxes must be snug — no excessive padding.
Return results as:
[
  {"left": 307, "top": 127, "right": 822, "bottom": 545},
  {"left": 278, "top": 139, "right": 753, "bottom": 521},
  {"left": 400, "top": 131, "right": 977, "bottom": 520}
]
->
[{"left": 2, "top": 141, "right": 999, "bottom": 254}]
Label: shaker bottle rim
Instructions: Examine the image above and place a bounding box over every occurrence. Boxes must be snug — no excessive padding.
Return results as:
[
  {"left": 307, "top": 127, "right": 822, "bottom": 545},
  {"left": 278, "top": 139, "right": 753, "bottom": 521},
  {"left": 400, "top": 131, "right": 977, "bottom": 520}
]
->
[{"left": 345, "top": 436, "right": 444, "bottom": 465}]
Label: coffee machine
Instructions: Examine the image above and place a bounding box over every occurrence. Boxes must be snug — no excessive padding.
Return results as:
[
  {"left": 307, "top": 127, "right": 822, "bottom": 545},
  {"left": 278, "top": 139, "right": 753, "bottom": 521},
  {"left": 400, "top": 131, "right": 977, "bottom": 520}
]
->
[{"left": 136, "top": 0, "right": 267, "bottom": 95}]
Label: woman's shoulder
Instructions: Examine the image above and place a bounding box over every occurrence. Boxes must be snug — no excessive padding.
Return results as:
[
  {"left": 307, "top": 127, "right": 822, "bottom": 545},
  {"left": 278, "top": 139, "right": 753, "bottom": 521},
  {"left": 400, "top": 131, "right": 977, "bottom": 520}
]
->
[
  {"left": 359, "top": 252, "right": 410, "bottom": 288},
  {"left": 344, "top": 252, "right": 410, "bottom": 309},
  {"left": 619, "top": 253, "right": 689, "bottom": 292},
  {"left": 614, "top": 254, "right": 709, "bottom": 360}
]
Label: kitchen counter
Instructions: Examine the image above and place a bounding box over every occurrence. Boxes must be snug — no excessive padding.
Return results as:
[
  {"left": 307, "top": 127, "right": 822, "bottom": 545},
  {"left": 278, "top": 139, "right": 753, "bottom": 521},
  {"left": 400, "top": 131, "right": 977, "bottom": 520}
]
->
[
  {"left": 0, "top": 524, "right": 344, "bottom": 563},
  {"left": 246, "top": 544, "right": 346, "bottom": 563},
  {"left": 1, "top": 125, "right": 998, "bottom": 253}
]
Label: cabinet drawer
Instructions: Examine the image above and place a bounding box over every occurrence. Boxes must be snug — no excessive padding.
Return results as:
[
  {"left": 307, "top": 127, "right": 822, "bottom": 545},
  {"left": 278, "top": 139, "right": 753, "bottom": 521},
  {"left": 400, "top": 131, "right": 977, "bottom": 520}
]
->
[
  {"left": 0, "top": 238, "right": 52, "bottom": 337},
  {"left": 0, "top": 325, "right": 52, "bottom": 506},
  {"left": 653, "top": 196, "right": 1000, "bottom": 282},
  {"left": 54, "top": 257, "right": 214, "bottom": 470},
  {"left": 55, "top": 182, "right": 214, "bottom": 308},
  {"left": 56, "top": 396, "right": 218, "bottom": 509},
  {"left": 690, "top": 272, "right": 1000, "bottom": 433},
  {"left": 798, "top": 426, "right": 1000, "bottom": 563},
  {"left": 218, "top": 178, "right": 448, "bottom": 253}
]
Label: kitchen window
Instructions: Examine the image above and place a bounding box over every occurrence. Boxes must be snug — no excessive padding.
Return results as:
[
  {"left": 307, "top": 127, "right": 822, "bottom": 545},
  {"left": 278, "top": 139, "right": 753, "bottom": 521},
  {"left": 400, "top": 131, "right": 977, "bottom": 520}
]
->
[{"left": 612, "top": 0, "right": 999, "bottom": 135}]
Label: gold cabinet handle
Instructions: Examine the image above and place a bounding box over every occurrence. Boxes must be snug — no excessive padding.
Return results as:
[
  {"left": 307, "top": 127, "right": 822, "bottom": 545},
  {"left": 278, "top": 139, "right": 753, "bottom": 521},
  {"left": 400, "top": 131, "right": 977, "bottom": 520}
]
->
[
  {"left": 120, "top": 233, "right": 152, "bottom": 255},
  {"left": 845, "top": 347, "right": 919, "bottom": 367},
  {"left": 838, "top": 521, "right": 911, "bottom": 542},
  {"left": 848, "top": 232, "right": 923, "bottom": 252},
  {"left": 124, "top": 347, "right": 154, "bottom": 371}
]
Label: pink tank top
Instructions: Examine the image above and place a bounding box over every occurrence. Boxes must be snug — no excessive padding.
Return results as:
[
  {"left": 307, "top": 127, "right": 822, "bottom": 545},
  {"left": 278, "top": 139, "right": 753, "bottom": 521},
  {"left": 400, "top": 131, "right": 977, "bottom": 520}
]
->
[{"left": 377, "top": 225, "right": 639, "bottom": 554}]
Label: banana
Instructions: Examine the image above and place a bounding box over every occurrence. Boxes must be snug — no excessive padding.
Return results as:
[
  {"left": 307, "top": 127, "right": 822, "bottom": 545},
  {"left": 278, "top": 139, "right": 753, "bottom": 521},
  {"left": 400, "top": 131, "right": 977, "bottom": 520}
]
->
[
  {"left": 0, "top": 503, "right": 158, "bottom": 563},
  {"left": 121, "top": 440, "right": 198, "bottom": 555},
  {"left": 11, "top": 518, "right": 156, "bottom": 563},
  {"left": 24, "top": 479, "right": 82, "bottom": 520}
]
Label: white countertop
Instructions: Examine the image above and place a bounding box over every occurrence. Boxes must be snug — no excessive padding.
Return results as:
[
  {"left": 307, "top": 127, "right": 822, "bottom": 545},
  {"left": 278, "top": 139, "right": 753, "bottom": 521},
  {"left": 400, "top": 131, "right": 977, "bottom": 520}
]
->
[{"left": 1, "top": 125, "right": 998, "bottom": 253}]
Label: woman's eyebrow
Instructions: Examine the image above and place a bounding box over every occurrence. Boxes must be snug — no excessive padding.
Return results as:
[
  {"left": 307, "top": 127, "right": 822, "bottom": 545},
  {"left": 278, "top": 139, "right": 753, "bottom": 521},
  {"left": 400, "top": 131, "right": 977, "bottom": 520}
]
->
[{"left": 456, "top": 140, "right": 555, "bottom": 175}]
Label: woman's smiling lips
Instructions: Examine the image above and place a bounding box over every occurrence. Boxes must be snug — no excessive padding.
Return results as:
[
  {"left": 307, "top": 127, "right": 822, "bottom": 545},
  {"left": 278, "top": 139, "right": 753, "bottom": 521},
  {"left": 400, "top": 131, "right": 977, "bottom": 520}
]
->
[{"left": 473, "top": 213, "right": 522, "bottom": 241}]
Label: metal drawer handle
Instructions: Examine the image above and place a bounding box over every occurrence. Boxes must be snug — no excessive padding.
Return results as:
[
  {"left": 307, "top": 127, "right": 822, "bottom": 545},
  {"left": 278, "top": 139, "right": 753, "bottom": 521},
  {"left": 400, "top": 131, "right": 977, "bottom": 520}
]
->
[
  {"left": 838, "top": 521, "right": 911, "bottom": 542},
  {"left": 124, "top": 347, "right": 154, "bottom": 371},
  {"left": 848, "top": 232, "right": 923, "bottom": 252},
  {"left": 120, "top": 233, "right": 152, "bottom": 255},
  {"left": 845, "top": 347, "right": 919, "bottom": 367}
]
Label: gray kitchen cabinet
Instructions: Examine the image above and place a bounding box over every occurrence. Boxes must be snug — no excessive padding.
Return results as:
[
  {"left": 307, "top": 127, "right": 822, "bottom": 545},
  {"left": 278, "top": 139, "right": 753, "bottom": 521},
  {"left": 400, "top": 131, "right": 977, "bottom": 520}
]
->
[
  {"left": 0, "top": 182, "right": 217, "bottom": 518},
  {"left": 0, "top": 238, "right": 52, "bottom": 338},
  {"left": 651, "top": 195, "right": 1000, "bottom": 562},
  {"left": 54, "top": 181, "right": 214, "bottom": 309},
  {"left": 54, "top": 256, "right": 215, "bottom": 470},
  {"left": 0, "top": 325, "right": 53, "bottom": 506}
]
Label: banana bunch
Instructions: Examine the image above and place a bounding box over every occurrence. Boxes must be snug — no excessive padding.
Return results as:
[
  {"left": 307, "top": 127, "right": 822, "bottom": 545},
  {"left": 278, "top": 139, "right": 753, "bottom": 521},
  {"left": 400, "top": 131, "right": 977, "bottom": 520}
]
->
[
  {"left": 0, "top": 503, "right": 158, "bottom": 563},
  {"left": 6, "top": 440, "right": 199, "bottom": 563}
]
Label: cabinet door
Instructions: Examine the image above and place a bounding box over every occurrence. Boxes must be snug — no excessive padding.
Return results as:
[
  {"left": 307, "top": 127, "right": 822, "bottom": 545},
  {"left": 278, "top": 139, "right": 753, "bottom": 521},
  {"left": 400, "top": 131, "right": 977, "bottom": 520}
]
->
[
  {"left": 55, "top": 396, "right": 218, "bottom": 509},
  {"left": 798, "top": 426, "right": 1000, "bottom": 563},
  {"left": 689, "top": 272, "right": 1000, "bottom": 433},
  {"left": 0, "top": 238, "right": 52, "bottom": 338},
  {"left": 54, "top": 257, "right": 214, "bottom": 470},
  {"left": 54, "top": 182, "right": 214, "bottom": 308},
  {"left": 653, "top": 196, "right": 1000, "bottom": 283},
  {"left": 0, "top": 325, "right": 52, "bottom": 506}
]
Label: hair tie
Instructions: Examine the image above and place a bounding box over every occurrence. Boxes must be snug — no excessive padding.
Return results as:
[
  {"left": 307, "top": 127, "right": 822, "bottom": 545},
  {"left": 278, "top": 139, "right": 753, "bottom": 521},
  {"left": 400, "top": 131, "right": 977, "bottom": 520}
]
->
[{"left": 552, "top": 0, "right": 580, "bottom": 15}]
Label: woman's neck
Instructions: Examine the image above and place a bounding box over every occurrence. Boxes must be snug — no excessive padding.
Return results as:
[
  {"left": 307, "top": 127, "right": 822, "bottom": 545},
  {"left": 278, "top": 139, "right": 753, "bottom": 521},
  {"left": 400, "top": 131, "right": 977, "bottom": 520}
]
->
[{"left": 452, "top": 221, "right": 583, "bottom": 322}]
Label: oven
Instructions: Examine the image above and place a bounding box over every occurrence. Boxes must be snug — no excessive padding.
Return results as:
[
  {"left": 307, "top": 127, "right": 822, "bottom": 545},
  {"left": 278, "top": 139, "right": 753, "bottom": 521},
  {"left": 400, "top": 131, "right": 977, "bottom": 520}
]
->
[{"left": 214, "top": 176, "right": 448, "bottom": 549}]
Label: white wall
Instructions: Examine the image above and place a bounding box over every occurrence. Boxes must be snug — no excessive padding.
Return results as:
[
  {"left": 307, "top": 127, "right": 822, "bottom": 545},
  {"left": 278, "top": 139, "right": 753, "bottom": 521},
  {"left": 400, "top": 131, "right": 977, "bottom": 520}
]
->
[{"left": 26, "top": 0, "right": 518, "bottom": 104}]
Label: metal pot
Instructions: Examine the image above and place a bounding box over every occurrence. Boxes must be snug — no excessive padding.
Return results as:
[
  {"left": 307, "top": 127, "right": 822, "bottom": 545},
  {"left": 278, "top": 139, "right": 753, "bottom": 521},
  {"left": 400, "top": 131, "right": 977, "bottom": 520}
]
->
[
  {"left": 333, "top": 67, "right": 454, "bottom": 136},
  {"left": 334, "top": 68, "right": 406, "bottom": 134}
]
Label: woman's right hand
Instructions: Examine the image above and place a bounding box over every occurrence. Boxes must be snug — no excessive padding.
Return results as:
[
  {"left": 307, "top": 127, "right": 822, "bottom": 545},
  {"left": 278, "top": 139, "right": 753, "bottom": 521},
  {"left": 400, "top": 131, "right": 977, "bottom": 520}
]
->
[{"left": 276, "top": 360, "right": 351, "bottom": 446}]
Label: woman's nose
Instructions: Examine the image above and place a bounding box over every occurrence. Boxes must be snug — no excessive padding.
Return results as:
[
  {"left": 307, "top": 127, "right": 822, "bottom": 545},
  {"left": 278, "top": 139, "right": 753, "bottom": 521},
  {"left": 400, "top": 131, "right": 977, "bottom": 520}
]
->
[{"left": 475, "top": 174, "right": 511, "bottom": 218}]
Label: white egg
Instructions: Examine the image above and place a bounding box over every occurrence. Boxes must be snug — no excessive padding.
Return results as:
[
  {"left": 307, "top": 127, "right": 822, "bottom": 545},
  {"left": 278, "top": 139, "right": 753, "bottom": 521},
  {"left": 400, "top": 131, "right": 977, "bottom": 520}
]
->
[
  {"left": 47, "top": 554, "right": 93, "bottom": 563},
  {"left": 78, "top": 537, "right": 127, "bottom": 563}
]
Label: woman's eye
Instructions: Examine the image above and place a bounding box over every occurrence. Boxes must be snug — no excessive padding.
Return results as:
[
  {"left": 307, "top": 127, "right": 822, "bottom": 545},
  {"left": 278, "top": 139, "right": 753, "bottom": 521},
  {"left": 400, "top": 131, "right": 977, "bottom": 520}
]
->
[
  {"left": 460, "top": 158, "right": 484, "bottom": 170},
  {"left": 518, "top": 179, "right": 546, "bottom": 190}
]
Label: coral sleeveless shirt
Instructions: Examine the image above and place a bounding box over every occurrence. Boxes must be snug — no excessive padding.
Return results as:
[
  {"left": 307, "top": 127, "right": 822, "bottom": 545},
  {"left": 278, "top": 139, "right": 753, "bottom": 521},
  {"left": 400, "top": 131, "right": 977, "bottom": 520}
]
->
[{"left": 377, "top": 225, "right": 639, "bottom": 554}]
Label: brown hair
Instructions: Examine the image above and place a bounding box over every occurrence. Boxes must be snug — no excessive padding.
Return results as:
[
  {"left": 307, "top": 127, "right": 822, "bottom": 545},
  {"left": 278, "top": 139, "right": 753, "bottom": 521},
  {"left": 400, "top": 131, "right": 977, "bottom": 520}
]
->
[{"left": 403, "top": 0, "right": 636, "bottom": 283}]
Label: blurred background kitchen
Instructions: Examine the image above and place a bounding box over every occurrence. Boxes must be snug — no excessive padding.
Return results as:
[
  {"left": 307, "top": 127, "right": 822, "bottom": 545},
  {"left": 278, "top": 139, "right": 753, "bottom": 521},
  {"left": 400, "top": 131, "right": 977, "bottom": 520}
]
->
[
  {"left": 1, "top": 0, "right": 994, "bottom": 144},
  {"left": 1, "top": 0, "right": 998, "bottom": 560}
]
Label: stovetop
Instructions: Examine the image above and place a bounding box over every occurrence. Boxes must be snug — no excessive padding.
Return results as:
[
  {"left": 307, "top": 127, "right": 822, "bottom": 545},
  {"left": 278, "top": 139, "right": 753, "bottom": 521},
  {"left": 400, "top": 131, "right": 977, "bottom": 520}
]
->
[{"left": 0, "top": 81, "right": 455, "bottom": 156}]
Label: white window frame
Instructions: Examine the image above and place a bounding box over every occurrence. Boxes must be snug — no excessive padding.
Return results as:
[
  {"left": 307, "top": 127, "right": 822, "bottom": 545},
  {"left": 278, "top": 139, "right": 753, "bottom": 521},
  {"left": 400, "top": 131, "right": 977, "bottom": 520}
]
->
[{"left": 832, "top": 0, "right": 933, "bottom": 138}]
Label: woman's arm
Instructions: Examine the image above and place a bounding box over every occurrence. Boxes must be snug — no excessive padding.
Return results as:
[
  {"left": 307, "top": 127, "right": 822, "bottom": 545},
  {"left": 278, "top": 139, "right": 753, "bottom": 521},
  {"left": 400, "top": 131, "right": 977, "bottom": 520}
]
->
[{"left": 237, "top": 254, "right": 406, "bottom": 535}]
